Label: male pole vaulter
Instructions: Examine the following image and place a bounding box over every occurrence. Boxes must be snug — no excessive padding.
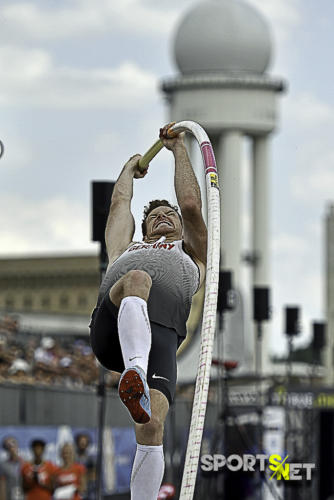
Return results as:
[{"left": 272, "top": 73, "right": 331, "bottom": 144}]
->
[{"left": 89, "top": 123, "right": 207, "bottom": 499}]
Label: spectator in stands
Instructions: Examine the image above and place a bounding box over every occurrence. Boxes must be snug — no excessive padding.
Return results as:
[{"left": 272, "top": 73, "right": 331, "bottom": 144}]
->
[
  {"left": 25, "top": 337, "right": 38, "bottom": 365},
  {"left": 58, "top": 356, "right": 76, "bottom": 388},
  {"left": 34, "top": 337, "right": 59, "bottom": 369},
  {"left": 0, "top": 315, "right": 19, "bottom": 339},
  {"left": 71, "top": 347, "right": 98, "bottom": 387},
  {"left": 33, "top": 337, "right": 61, "bottom": 385},
  {"left": 33, "top": 367, "right": 52, "bottom": 386},
  {"left": 0, "top": 329, "right": 100, "bottom": 388},
  {"left": 0, "top": 335, "right": 15, "bottom": 382},
  {"left": 74, "top": 434, "right": 96, "bottom": 500},
  {"left": 54, "top": 443, "right": 86, "bottom": 500},
  {"left": 8, "top": 359, "right": 34, "bottom": 385},
  {"left": 0, "top": 436, "right": 24, "bottom": 500},
  {"left": 21, "top": 438, "right": 57, "bottom": 500}
]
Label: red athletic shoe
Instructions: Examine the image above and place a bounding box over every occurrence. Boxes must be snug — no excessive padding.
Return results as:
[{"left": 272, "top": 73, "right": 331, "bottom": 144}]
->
[{"left": 118, "top": 366, "right": 151, "bottom": 424}]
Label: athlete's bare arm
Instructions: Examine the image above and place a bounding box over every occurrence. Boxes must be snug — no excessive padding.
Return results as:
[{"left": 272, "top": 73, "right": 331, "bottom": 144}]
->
[
  {"left": 160, "top": 124, "right": 207, "bottom": 278},
  {"left": 105, "top": 154, "right": 148, "bottom": 266}
]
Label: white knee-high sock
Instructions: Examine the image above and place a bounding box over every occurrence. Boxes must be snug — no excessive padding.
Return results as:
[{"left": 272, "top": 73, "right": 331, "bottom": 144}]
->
[
  {"left": 130, "top": 444, "right": 164, "bottom": 500},
  {"left": 118, "top": 296, "right": 152, "bottom": 375}
]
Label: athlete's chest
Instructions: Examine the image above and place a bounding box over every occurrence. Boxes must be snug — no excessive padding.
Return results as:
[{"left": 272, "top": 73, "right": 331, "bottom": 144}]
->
[{"left": 115, "top": 241, "right": 189, "bottom": 271}]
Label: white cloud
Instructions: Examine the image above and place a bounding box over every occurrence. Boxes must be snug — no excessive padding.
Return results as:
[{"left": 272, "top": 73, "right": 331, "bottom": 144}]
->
[
  {"left": 285, "top": 92, "right": 333, "bottom": 129},
  {"left": 0, "top": 0, "right": 300, "bottom": 44},
  {"left": 0, "top": 46, "right": 157, "bottom": 109},
  {"left": 0, "top": 133, "right": 33, "bottom": 171},
  {"left": 0, "top": 195, "right": 96, "bottom": 255},
  {"left": 283, "top": 92, "right": 334, "bottom": 205},
  {"left": 0, "top": 0, "right": 181, "bottom": 41},
  {"left": 0, "top": 46, "right": 51, "bottom": 82},
  {"left": 248, "top": 0, "right": 302, "bottom": 43},
  {"left": 291, "top": 159, "right": 334, "bottom": 204},
  {"left": 93, "top": 131, "right": 122, "bottom": 156},
  {"left": 273, "top": 232, "right": 308, "bottom": 256}
]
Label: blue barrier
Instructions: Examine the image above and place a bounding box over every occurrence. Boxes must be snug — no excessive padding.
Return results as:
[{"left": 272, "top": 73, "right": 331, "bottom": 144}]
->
[{"left": 0, "top": 425, "right": 136, "bottom": 494}]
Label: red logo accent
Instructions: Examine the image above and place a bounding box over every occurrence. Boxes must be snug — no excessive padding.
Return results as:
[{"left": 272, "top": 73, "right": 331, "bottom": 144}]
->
[{"left": 129, "top": 243, "right": 175, "bottom": 252}]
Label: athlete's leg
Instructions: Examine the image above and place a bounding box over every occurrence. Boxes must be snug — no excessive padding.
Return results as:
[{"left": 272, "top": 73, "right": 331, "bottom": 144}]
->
[
  {"left": 135, "top": 389, "right": 169, "bottom": 445},
  {"left": 130, "top": 389, "right": 169, "bottom": 500},
  {"left": 108, "top": 270, "right": 152, "bottom": 374},
  {"left": 109, "top": 270, "right": 153, "bottom": 423}
]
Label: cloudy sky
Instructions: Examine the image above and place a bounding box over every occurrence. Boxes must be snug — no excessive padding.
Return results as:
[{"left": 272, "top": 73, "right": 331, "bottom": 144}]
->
[{"left": 0, "top": 0, "right": 333, "bottom": 356}]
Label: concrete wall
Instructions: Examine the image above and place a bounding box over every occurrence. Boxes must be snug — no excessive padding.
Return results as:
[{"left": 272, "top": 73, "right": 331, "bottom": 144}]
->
[{"left": 0, "top": 382, "right": 218, "bottom": 429}]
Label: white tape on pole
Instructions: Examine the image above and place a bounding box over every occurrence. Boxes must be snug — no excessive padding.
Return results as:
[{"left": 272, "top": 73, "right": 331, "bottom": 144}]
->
[{"left": 168, "top": 121, "right": 220, "bottom": 500}]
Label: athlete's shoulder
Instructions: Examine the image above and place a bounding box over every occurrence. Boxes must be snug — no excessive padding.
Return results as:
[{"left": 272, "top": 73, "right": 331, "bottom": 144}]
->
[{"left": 106, "top": 241, "right": 138, "bottom": 270}]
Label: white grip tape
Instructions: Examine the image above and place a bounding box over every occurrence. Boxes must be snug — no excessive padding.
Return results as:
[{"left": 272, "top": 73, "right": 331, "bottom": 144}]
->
[{"left": 169, "top": 122, "right": 220, "bottom": 500}]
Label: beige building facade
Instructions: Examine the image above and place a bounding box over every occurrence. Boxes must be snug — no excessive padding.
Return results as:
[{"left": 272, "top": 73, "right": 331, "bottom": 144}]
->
[{"left": 0, "top": 254, "right": 100, "bottom": 317}]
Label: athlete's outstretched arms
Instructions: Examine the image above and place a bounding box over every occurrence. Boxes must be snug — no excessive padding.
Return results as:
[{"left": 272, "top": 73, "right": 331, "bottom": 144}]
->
[
  {"left": 160, "top": 124, "right": 207, "bottom": 275},
  {"left": 105, "top": 154, "right": 148, "bottom": 266}
]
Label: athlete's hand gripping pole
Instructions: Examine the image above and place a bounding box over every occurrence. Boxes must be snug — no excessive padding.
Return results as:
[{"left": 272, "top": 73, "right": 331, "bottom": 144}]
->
[
  {"left": 138, "top": 123, "right": 179, "bottom": 171},
  {"left": 138, "top": 140, "right": 164, "bottom": 170},
  {"left": 140, "top": 121, "right": 220, "bottom": 500}
]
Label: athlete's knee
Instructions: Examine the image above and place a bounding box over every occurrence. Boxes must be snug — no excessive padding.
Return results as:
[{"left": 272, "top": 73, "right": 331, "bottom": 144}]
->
[
  {"left": 123, "top": 270, "right": 152, "bottom": 299},
  {"left": 125, "top": 270, "right": 152, "bottom": 287}
]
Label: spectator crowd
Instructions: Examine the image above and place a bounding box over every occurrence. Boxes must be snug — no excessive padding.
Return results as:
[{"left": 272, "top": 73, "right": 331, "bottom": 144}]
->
[
  {"left": 0, "top": 315, "right": 103, "bottom": 389},
  {"left": 0, "top": 314, "right": 198, "bottom": 397},
  {"left": 0, "top": 434, "right": 96, "bottom": 500}
]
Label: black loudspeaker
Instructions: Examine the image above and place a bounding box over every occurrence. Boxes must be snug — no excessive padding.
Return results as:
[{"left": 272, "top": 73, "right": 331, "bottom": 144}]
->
[
  {"left": 217, "top": 270, "right": 234, "bottom": 313},
  {"left": 91, "top": 181, "right": 115, "bottom": 243},
  {"left": 253, "top": 287, "right": 270, "bottom": 322},
  {"left": 312, "top": 322, "right": 326, "bottom": 350},
  {"left": 285, "top": 306, "right": 300, "bottom": 336}
]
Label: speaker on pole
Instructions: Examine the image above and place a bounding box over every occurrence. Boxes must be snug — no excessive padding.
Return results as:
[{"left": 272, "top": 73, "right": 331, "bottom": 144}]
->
[
  {"left": 285, "top": 306, "right": 300, "bottom": 336},
  {"left": 253, "top": 287, "right": 270, "bottom": 322},
  {"left": 217, "top": 270, "right": 234, "bottom": 313},
  {"left": 312, "top": 321, "right": 326, "bottom": 350},
  {"left": 91, "top": 181, "right": 115, "bottom": 243},
  {"left": 91, "top": 180, "right": 115, "bottom": 500}
]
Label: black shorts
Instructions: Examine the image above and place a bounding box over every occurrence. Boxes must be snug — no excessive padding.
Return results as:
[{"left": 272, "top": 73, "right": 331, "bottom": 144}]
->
[{"left": 89, "top": 294, "right": 181, "bottom": 405}]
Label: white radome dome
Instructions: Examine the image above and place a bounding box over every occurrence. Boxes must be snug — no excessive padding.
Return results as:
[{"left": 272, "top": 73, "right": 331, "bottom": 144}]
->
[{"left": 174, "top": 0, "right": 272, "bottom": 75}]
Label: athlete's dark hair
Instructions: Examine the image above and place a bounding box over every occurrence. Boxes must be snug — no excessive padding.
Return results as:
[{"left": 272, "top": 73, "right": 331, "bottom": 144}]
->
[{"left": 141, "top": 199, "right": 182, "bottom": 237}]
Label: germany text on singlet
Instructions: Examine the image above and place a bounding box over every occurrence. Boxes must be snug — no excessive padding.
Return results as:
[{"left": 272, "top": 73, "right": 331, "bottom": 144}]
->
[{"left": 97, "top": 239, "right": 200, "bottom": 338}]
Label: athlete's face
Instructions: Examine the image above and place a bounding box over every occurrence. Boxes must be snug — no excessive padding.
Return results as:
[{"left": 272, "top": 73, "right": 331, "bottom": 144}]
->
[{"left": 144, "top": 206, "right": 182, "bottom": 241}]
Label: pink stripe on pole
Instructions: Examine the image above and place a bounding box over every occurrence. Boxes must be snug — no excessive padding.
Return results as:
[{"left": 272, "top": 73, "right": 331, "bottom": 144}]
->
[
  {"left": 201, "top": 141, "right": 217, "bottom": 174},
  {"left": 205, "top": 167, "right": 217, "bottom": 174}
]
